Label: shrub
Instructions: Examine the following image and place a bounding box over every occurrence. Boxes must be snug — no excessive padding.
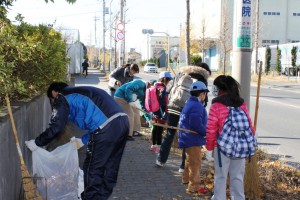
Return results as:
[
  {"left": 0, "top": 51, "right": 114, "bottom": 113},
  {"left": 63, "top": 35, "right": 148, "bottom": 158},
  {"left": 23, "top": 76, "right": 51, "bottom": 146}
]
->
[
  {"left": 0, "top": 21, "right": 69, "bottom": 107},
  {"left": 265, "top": 46, "right": 271, "bottom": 75},
  {"left": 190, "top": 55, "right": 202, "bottom": 65},
  {"left": 275, "top": 48, "right": 282, "bottom": 74}
]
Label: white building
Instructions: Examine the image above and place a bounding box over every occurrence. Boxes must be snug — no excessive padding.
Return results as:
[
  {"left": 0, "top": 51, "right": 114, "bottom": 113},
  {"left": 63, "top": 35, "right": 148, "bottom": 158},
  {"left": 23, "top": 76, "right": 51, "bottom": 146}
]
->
[
  {"left": 190, "top": 0, "right": 300, "bottom": 71},
  {"left": 59, "top": 29, "right": 84, "bottom": 75},
  {"left": 148, "top": 35, "right": 181, "bottom": 61}
]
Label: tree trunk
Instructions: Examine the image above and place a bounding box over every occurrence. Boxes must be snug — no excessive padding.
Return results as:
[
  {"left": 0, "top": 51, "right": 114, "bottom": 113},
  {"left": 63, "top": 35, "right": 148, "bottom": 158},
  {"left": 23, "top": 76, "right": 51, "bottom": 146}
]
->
[
  {"left": 223, "top": 51, "right": 226, "bottom": 74},
  {"left": 186, "top": 0, "right": 191, "bottom": 65}
]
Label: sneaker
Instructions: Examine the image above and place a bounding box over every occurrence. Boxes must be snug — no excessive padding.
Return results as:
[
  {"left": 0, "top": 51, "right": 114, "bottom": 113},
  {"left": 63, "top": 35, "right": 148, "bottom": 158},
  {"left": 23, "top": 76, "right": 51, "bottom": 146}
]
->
[
  {"left": 198, "top": 187, "right": 208, "bottom": 194},
  {"left": 133, "top": 131, "right": 142, "bottom": 137},
  {"left": 156, "top": 160, "right": 164, "bottom": 167},
  {"left": 150, "top": 145, "right": 157, "bottom": 152},
  {"left": 178, "top": 168, "right": 184, "bottom": 173},
  {"left": 127, "top": 136, "right": 135, "bottom": 141}
]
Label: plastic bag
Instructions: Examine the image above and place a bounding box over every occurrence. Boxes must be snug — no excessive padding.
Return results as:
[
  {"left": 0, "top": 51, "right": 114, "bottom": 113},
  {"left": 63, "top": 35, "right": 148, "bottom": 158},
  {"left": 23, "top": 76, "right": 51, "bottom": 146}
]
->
[{"left": 32, "top": 137, "right": 79, "bottom": 200}]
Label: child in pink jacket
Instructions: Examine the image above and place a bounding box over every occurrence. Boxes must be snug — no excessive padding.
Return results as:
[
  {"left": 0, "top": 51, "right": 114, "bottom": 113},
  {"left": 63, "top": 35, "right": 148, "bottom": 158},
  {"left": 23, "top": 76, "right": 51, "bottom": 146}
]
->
[{"left": 206, "top": 75, "right": 255, "bottom": 200}]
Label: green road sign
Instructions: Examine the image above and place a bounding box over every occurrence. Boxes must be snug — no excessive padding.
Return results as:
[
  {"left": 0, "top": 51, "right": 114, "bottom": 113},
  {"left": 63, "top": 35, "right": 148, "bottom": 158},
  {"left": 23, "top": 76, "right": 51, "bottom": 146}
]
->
[{"left": 237, "top": 35, "right": 251, "bottom": 48}]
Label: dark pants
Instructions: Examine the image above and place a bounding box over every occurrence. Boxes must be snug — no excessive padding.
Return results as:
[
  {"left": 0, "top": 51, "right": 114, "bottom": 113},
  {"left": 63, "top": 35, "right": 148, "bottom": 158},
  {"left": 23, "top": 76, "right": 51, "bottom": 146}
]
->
[
  {"left": 152, "top": 125, "right": 163, "bottom": 145},
  {"left": 180, "top": 148, "right": 186, "bottom": 169},
  {"left": 109, "top": 88, "right": 116, "bottom": 97},
  {"left": 157, "top": 113, "right": 180, "bottom": 163},
  {"left": 83, "top": 67, "right": 88, "bottom": 76},
  {"left": 81, "top": 116, "right": 129, "bottom": 200}
]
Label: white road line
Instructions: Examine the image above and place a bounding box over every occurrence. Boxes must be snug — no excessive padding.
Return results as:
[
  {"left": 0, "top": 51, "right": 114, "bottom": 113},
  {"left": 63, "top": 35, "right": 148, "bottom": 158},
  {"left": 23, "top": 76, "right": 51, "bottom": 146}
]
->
[
  {"left": 266, "top": 86, "right": 300, "bottom": 94},
  {"left": 251, "top": 84, "right": 300, "bottom": 94},
  {"left": 251, "top": 96, "right": 300, "bottom": 110},
  {"left": 140, "top": 73, "right": 159, "bottom": 78}
]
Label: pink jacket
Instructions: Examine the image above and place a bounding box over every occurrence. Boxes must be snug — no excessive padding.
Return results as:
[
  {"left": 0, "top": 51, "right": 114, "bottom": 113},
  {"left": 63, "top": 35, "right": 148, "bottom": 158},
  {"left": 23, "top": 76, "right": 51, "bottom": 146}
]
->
[{"left": 206, "top": 97, "right": 255, "bottom": 151}]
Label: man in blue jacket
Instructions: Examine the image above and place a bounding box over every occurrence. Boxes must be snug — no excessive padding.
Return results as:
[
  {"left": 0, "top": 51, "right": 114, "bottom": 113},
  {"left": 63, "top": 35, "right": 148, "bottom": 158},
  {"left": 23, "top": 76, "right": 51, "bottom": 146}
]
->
[{"left": 25, "top": 82, "right": 129, "bottom": 200}]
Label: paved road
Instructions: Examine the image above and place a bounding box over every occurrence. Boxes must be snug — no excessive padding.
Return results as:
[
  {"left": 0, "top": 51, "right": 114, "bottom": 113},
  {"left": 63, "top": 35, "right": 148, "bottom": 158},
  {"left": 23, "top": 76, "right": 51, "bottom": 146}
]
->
[{"left": 248, "top": 82, "right": 300, "bottom": 169}]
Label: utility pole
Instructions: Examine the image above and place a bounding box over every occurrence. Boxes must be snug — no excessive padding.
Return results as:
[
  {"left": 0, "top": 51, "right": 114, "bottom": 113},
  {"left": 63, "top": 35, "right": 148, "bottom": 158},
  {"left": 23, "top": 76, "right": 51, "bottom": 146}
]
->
[
  {"left": 185, "top": 0, "right": 191, "bottom": 65},
  {"left": 123, "top": 9, "right": 130, "bottom": 64},
  {"left": 119, "top": 0, "right": 124, "bottom": 66},
  {"left": 94, "top": 16, "right": 99, "bottom": 67},
  {"left": 179, "top": 23, "right": 182, "bottom": 66},
  {"left": 102, "top": 0, "right": 106, "bottom": 72},
  {"left": 232, "top": 0, "right": 252, "bottom": 108},
  {"left": 254, "top": 0, "right": 260, "bottom": 74},
  {"left": 109, "top": 0, "right": 114, "bottom": 72}
]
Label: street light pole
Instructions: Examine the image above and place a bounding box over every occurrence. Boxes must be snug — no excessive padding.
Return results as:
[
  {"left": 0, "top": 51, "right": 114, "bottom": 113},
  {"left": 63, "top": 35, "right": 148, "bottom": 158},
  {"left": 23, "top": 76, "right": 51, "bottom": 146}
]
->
[
  {"left": 109, "top": 0, "right": 114, "bottom": 72},
  {"left": 153, "top": 31, "right": 170, "bottom": 70},
  {"left": 147, "top": 33, "right": 149, "bottom": 61}
]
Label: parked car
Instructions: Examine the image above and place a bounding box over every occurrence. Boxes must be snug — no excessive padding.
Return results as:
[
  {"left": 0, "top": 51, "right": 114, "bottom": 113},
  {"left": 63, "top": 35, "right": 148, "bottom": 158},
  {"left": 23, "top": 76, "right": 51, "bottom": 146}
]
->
[{"left": 143, "top": 63, "right": 158, "bottom": 73}]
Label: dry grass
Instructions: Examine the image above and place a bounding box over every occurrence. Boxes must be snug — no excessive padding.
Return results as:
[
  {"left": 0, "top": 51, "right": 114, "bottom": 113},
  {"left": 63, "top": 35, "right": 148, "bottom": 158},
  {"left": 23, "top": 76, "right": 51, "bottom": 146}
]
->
[{"left": 140, "top": 126, "right": 300, "bottom": 200}]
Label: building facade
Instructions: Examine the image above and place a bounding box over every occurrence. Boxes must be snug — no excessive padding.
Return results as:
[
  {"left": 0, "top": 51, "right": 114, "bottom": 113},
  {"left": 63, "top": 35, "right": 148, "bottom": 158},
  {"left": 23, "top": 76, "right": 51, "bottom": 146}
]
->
[
  {"left": 148, "top": 35, "right": 181, "bottom": 66},
  {"left": 191, "top": 0, "right": 300, "bottom": 71}
]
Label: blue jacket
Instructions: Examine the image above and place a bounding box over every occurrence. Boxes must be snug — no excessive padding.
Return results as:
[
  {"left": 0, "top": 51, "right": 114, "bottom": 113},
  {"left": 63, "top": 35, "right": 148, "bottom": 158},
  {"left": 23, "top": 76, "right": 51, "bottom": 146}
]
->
[
  {"left": 114, "top": 79, "right": 146, "bottom": 103},
  {"left": 178, "top": 96, "right": 207, "bottom": 148},
  {"left": 35, "top": 86, "right": 125, "bottom": 146}
]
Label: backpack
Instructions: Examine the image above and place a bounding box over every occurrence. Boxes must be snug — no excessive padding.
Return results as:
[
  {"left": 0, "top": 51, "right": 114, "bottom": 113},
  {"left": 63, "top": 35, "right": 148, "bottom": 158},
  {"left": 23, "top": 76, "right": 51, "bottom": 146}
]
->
[
  {"left": 217, "top": 106, "right": 257, "bottom": 159},
  {"left": 168, "top": 73, "right": 193, "bottom": 108},
  {"left": 145, "top": 84, "right": 166, "bottom": 112}
]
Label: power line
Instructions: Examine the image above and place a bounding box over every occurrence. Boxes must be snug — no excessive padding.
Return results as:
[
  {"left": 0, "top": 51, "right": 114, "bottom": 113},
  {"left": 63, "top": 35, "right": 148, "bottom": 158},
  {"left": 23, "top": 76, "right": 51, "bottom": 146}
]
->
[{"left": 26, "top": 11, "right": 103, "bottom": 20}]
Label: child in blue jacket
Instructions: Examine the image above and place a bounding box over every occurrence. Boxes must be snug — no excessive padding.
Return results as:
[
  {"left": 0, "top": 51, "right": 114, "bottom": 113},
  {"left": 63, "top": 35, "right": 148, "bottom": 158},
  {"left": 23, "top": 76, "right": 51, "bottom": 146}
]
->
[{"left": 178, "top": 81, "right": 208, "bottom": 193}]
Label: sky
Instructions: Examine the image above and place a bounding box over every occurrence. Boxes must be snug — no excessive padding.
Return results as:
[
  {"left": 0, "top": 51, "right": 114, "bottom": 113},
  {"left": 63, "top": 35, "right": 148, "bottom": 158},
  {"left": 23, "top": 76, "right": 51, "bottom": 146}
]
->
[{"left": 7, "top": 0, "right": 203, "bottom": 55}]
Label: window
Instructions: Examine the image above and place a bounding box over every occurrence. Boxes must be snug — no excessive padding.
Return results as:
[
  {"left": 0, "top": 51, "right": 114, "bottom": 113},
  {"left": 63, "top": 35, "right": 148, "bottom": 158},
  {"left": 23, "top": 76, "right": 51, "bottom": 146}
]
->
[
  {"left": 297, "top": 13, "right": 300, "bottom": 16},
  {"left": 293, "top": 13, "right": 297, "bottom": 16},
  {"left": 271, "top": 40, "right": 279, "bottom": 44},
  {"left": 263, "top": 11, "right": 280, "bottom": 16}
]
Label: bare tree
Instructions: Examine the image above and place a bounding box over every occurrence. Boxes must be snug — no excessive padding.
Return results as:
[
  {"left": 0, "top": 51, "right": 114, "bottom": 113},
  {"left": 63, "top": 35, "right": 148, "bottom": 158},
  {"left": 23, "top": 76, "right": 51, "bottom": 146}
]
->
[
  {"left": 185, "top": 0, "right": 191, "bottom": 65},
  {"left": 199, "top": 18, "right": 207, "bottom": 59},
  {"left": 219, "top": 0, "right": 232, "bottom": 74},
  {"left": 253, "top": 0, "right": 260, "bottom": 74}
]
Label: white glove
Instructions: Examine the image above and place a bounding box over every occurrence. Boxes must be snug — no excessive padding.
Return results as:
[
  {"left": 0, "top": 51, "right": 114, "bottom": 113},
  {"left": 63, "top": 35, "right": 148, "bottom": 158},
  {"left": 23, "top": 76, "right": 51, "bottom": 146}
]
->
[
  {"left": 146, "top": 120, "right": 153, "bottom": 127},
  {"left": 75, "top": 138, "right": 84, "bottom": 149},
  {"left": 25, "top": 140, "right": 38, "bottom": 152},
  {"left": 129, "top": 102, "right": 137, "bottom": 108},
  {"left": 206, "top": 150, "right": 214, "bottom": 161}
]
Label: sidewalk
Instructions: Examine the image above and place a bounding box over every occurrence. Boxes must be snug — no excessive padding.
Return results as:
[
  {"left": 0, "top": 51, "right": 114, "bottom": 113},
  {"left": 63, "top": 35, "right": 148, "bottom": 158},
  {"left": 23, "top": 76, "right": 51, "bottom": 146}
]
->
[{"left": 74, "top": 68, "right": 211, "bottom": 199}]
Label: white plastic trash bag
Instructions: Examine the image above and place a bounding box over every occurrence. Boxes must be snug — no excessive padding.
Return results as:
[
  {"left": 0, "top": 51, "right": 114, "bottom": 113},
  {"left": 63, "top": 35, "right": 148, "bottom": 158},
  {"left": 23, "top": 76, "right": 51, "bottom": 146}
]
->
[
  {"left": 78, "top": 169, "right": 84, "bottom": 198},
  {"left": 32, "top": 137, "right": 79, "bottom": 200}
]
